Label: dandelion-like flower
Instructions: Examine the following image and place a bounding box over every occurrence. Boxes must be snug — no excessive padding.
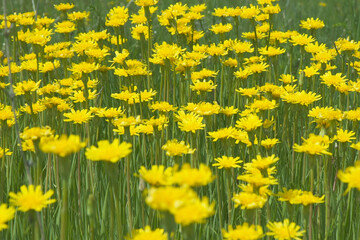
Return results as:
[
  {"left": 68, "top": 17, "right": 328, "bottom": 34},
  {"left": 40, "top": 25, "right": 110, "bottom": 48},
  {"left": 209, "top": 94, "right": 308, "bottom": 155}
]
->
[
  {"left": 9, "top": 185, "right": 56, "bottom": 212},
  {"left": 266, "top": 219, "right": 305, "bottom": 240},
  {"left": 0, "top": 204, "right": 15, "bottom": 231},
  {"left": 86, "top": 139, "right": 132, "bottom": 163}
]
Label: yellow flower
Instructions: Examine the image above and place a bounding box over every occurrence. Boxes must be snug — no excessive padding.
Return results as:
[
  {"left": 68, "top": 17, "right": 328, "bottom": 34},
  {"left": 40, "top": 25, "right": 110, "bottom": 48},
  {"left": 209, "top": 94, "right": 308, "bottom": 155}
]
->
[
  {"left": 0, "top": 204, "right": 15, "bottom": 231},
  {"left": 172, "top": 163, "right": 214, "bottom": 187},
  {"left": 134, "top": 0, "right": 158, "bottom": 7},
  {"left": 149, "top": 101, "right": 177, "bottom": 112},
  {"left": 236, "top": 87, "right": 258, "bottom": 97},
  {"left": 320, "top": 71, "right": 347, "bottom": 87},
  {"left": 190, "top": 80, "right": 217, "bottom": 95},
  {"left": 138, "top": 165, "right": 173, "bottom": 186},
  {"left": 213, "top": 156, "right": 242, "bottom": 169},
  {"left": 128, "top": 226, "right": 167, "bottom": 240},
  {"left": 261, "top": 138, "right": 279, "bottom": 149},
  {"left": 259, "top": 46, "right": 285, "bottom": 57},
  {"left": 55, "top": 20, "right": 76, "bottom": 33},
  {"left": 172, "top": 196, "right": 214, "bottom": 226},
  {"left": 300, "top": 17, "right": 325, "bottom": 30},
  {"left": 64, "top": 109, "right": 93, "bottom": 124},
  {"left": 145, "top": 186, "right": 197, "bottom": 212},
  {"left": 13, "top": 80, "right": 41, "bottom": 96},
  {"left": 290, "top": 33, "right": 315, "bottom": 46},
  {"left": 236, "top": 114, "right": 263, "bottom": 132},
  {"left": 68, "top": 11, "right": 90, "bottom": 21},
  {"left": 9, "top": 185, "right": 56, "bottom": 212},
  {"left": 85, "top": 139, "right": 132, "bottom": 163},
  {"left": 222, "top": 223, "right": 264, "bottom": 240},
  {"left": 334, "top": 128, "right": 355, "bottom": 143},
  {"left": 248, "top": 155, "right": 279, "bottom": 169},
  {"left": 232, "top": 192, "right": 267, "bottom": 209},
  {"left": 209, "top": 23, "right": 233, "bottom": 34},
  {"left": 174, "top": 111, "right": 205, "bottom": 133},
  {"left": 338, "top": 161, "right": 360, "bottom": 194},
  {"left": 106, "top": 6, "right": 129, "bottom": 27},
  {"left": 183, "top": 102, "right": 220, "bottom": 116},
  {"left": 54, "top": 3, "right": 74, "bottom": 11},
  {"left": 20, "top": 126, "right": 54, "bottom": 141},
  {"left": 288, "top": 191, "right": 325, "bottom": 206},
  {"left": 40, "top": 135, "right": 85, "bottom": 157},
  {"left": 266, "top": 219, "right": 305, "bottom": 240},
  {"left": 161, "top": 139, "right": 195, "bottom": 157}
]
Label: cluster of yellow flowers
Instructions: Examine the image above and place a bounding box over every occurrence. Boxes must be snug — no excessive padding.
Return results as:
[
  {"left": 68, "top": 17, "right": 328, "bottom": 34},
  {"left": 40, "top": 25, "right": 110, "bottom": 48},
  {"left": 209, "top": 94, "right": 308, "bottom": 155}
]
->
[{"left": 1, "top": 0, "right": 360, "bottom": 239}]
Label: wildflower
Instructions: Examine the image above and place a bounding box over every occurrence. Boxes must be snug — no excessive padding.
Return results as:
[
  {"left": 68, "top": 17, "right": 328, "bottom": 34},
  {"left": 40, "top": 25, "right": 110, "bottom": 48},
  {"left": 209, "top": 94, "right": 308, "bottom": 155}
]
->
[
  {"left": 213, "top": 156, "right": 242, "bottom": 169},
  {"left": 220, "top": 106, "right": 239, "bottom": 116},
  {"left": 145, "top": 186, "right": 197, "bottom": 212},
  {"left": 232, "top": 192, "right": 267, "bottom": 209},
  {"left": 281, "top": 91, "right": 321, "bottom": 106},
  {"left": 190, "top": 80, "right": 217, "bottom": 95},
  {"left": 68, "top": 11, "right": 90, "bottom": 22},
  {"left": 172, "top": 196, "right": 214, "bottom": 226},
  {"left": 236, "top": 87, "right": 258, "bottom": 98},
  {"left": 248, "top": 155, "right": 279, "bottom": 169},
  {"left": 172, "top": 163, "right": 214, "bottom": 187},
  {"left": 259, "top": 46, "right": 285, "bottom": 57},
  {"left": 13, "top": 80, "right": 41, "bottom": 96},
  {"left": 128, "top": 226, "right": 167, "bottom": 240},
  {"left": 54, "top": 3, "right": 74, "bottom": 11},
  {"left": 240, "top": 4, "right": 260, "bottom": 19},
  {"left": 138, "top": 165, "right": 173, "bottom": 186},
  {"left": 174, "top": 111, "right": 205, "bottom": 133},
  {"left": 64, "top": 109, "right": 93, "bottom": 124},
  {"left": 149, "top": 101, "right": 177, "bottom": 112},
  {"left": 40, "top": 135, "right": 85, "bottom": 157},
  {"left": 247, "top": 62, "right": 269, "bottom": 73},
  {"left": 308, "top": 106, "right": 343, "bottom": 122},
  {"left": 9, "top": 185, "right": 56, "bottom": 212},
  {"left": 55, "top": 21, "right": 76, "bottom": 33},
  {"left": 236, "top": 114, "right": 263, "bottom": 132},
  {"left": 261, "top": 138, "right": 280, "bottom": 149},
  {"left": 320, "top": 72, "right": 347, "bottom": 87},
  {"left": 222, "top": 223, "right": 264, "bottom": 240},
  {"left": 350, "top": 142, "right": 360, "bottom": 151},
  {"left": 20, "top": 126, "right": 54, "bottom": 141},
  {"left": 184, "top": 102, "right": 220, "bottom": 116},
  {"left": 267, "top": 219, "right": 305, "bottom": 240},
  {"left": 162, "top": 139, "right": 195, "bottom": 157},
  {"left": 291, "top": 191, "right": 325, "bottom": 205},
  {"left": 0, "top": 204, "right": 15, "bottom": 231},
  {"left": 209, "top": 23, "right": 232, "bottom": 34},
  {"left": 105, "top": 6, "right": 129, "bottom": 27},
  {"left": 290, "top": 33, "right": 315, "bottom": 46},
  {"left": 279, "top": 74, "right": 297, "bottom": 84},
  {"left": 293, "top": 135, "right": 332, "bottom": 156},
  {"left": 300, "top": 17, "right": 325, "bottom": 30},
  {"left": 338, "top": 161, "right": 360, "bottom": 194},
  {"left": 85, "top": 139, "right": 132, "bottom": 163},
  {"left": 334, "top": 129, "right": 355, "bottom": 143}
]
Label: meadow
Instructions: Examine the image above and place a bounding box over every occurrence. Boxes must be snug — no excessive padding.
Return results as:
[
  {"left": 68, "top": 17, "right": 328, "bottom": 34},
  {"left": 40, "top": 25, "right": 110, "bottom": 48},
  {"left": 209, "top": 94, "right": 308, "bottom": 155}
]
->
[{"left": 0, "top": 0, "right": 360, "bottom": 239}]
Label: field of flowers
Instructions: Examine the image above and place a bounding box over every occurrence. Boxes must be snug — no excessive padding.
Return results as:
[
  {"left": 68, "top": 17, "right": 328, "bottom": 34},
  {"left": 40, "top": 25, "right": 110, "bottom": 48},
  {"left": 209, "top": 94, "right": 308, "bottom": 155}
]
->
[{"left": 0, "top": 0, "right": 360, "bottom": 239}]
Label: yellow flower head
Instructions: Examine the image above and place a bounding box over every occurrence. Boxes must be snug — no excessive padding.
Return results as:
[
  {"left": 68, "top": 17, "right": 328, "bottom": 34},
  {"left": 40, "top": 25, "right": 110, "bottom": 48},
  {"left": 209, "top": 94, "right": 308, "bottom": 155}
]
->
[
  {"left": 9, "top": 185, "right": 56, "bottom": 212},
  {"left": 338, "top": 161, "right": 360, "bottom": 194},
  {"left": 85, "top": 139, "right": 132, "bottom": 163},
  {"left": 213, "top": 156, "right": 242, "bottom": 169},
  {"left": 40, "top": 135, "right": 85, "bottom": 157},
  {"left": 222, "top": 223, "right": 264, "bottom": 240},
  {"left": 138, "top": 165, "right": 173, "bottom": 186},
  {"left": 161, "top": 139, "right": 195, "bottom": 157},
  {"left": 128, "top": 226, "right": 167, "bottom": 240},
  {"left": 266, "top": 219, "right": 305, "bottom": 240},
  {"left": 0, "top": 204, "right": 15, "bottom": 231},
  {"left": 64, "top": 109, "right": 93, "bottom": 124},
  {"left": 300, "top": 17, "right": 325, "bottom": 30}
]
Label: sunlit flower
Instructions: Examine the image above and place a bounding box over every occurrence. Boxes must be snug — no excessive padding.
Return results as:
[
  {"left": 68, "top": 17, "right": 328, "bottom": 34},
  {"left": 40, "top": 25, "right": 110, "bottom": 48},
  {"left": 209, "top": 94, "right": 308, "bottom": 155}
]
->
[
  {"left": 267, "top": 219, "right": 305, "bottom": 240},
  {"left": 9, "top": 185, "right": 56, "bottom": 212},
  {"left": 85, "top": 139, "right": 132, "bottom": 163}
]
